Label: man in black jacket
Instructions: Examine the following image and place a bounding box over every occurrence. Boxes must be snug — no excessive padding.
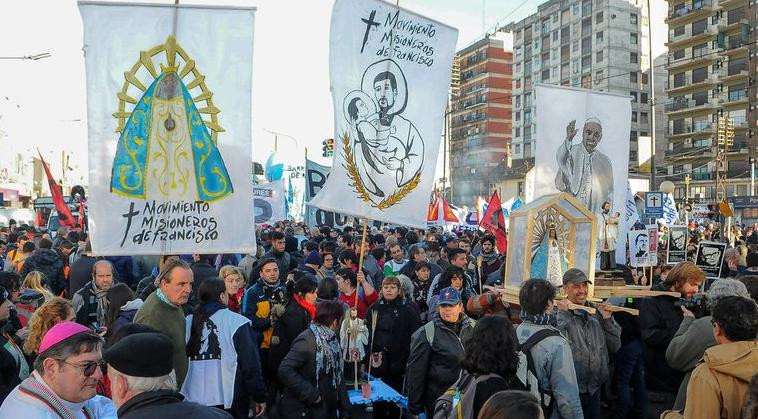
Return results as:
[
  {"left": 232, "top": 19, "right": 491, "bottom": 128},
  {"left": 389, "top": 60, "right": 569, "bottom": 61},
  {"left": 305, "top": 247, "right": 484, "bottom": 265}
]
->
[
  {"left": 105, "top": 332, "right": 232, "bottom": 419},
  {"left": 18, "top": 238, "right": 66, "bottom": 296}
]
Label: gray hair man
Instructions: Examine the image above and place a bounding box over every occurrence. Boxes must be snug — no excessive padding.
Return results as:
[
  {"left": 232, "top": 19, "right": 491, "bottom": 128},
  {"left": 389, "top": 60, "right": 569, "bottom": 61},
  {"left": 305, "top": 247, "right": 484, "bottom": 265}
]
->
[
  {"left": 105, "top": 332, "right": 231, "bottom": 418},
  {"left": 665, "top": 278, "right": 752, "bottom": 410}
]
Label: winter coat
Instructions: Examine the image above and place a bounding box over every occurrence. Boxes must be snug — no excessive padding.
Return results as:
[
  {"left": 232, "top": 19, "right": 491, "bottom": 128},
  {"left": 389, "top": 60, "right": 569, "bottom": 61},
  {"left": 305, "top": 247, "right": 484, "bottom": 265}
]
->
[
  {"left": 638, "top": 286, "right": 685, "bottom": 392},
  {"left": 406, "top": 315, "right": 476, "bottom": 414},
  {"left": 277, "top": 328, "right": 351, "bottom": 419},
  {"left": 666, "top": 315, "right": 718, "bottom": 410},
  {"left": 19, "top": 249, "right": 66, "bottom": 296},
  {"left": 134, "top": 292, "right": 188, "bottom": 387},
  {"left": 662, "top": 341, "right": 758, "bottom": 419},
  {"left": 366, "top": 297, "right": 421, "bottom": 380},
  {"left": 269, "top": 297, "right": 311, "bottom": 377},
  {"left": 67, "top": 255, "right": 97, "bottom": 297},
  {"left": 0, "top": 332, "right": 23, "bottom": 404},
  {"left": 110, "top": 299, "right": 143, "bottom": 338},
  {"left": 256, "top": 250, "right": 291, "bottom": 281},
  {"left": 241, "top": 278, "right": 286, "bottom": 349},
  {"left": 556, "top": 306, "right": 622, "bottom": 395},
  {"left": 189, "top": 262, "right": 218, "bottom": 307},
  {"left": 117, "top": 390, "right": 232, "bottom": 419},
  {"left": 516, "top": 321, "right": 584, "bottom": 419}
]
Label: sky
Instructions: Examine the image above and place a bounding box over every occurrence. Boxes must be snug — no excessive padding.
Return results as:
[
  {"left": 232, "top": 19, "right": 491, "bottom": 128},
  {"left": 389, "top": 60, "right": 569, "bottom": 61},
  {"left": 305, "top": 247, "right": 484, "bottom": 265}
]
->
[{"left": 0, "top": 0, "right": 545, "bottom": 181}]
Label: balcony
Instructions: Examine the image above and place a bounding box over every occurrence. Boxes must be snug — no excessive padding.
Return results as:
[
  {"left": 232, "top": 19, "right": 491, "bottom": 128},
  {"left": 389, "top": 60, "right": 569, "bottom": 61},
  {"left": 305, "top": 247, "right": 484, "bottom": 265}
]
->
[
  {"left": 668, "top": 123, "right": 716, "bottom": 138},
  {"left": 665, "top": 73, "right": 718, "bottom": 94},
  {"left": 717, "top": 17, "right": 747, "bottom": 33},
  {"left": 666, "top": 25, "right": 718, "bottom": 48},
  {"left": 718, "top": 90, "right": 748, "bottom": 106},
  {"left": 718, "top": 67, "right": 749, "bottom": 82},
  {"left": 664, "top": 97, "right": 715, "bottom": 115},
  {"left": 666, "top": 0, "right": 716, "bottom": 25},
  {"left": 665, "top": 144, "right": 712, "bottom": 160},
  {"left": 667, "top": 47, "right": 716, "bottom": 70},
  {"left": 718, "top": 40, "right": 750, "bottom": 57}
]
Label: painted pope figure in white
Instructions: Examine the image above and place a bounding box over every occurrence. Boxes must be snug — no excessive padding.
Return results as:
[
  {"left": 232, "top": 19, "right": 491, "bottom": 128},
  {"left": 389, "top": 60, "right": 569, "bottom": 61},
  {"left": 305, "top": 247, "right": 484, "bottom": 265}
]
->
[{"left": 554, "top": 117, "right": 613, "bottom": 215}]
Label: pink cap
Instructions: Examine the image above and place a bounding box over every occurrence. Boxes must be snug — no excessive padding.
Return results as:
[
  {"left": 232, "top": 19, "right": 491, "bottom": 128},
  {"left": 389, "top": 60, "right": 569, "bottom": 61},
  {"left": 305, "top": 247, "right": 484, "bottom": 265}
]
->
[{"left": 39, "top": 322, "right": 92, "bottom": 354}]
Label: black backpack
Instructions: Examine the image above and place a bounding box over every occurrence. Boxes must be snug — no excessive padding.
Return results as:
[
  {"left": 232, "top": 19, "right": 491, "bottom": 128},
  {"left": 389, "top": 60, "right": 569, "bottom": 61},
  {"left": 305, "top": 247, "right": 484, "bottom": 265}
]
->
[{"left": 517, "top": 328, "right": 561, "bottom": 418}]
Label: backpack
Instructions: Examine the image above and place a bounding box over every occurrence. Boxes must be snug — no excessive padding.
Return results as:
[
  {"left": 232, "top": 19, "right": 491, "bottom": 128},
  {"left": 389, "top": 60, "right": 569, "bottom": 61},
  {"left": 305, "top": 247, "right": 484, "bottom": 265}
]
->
[
  {"left": 432, "top": 370, "right": 500, "bottom": 419},
  {"left": 516, "top": 328, "right": 561, "bottom": 418}
]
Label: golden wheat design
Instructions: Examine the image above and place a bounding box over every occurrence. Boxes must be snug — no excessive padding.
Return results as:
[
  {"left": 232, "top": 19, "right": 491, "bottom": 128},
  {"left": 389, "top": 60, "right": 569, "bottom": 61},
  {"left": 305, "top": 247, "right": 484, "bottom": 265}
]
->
[{"left": 340, "top": 132, "right": 420, "bottom": 210}]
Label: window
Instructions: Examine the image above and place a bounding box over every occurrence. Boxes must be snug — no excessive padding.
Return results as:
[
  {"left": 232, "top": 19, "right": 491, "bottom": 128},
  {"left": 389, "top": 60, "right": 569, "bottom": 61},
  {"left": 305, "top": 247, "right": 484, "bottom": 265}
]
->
[
  {"left": 514, "top": 127, "right": 521, "bottom": 137},
  {"left": 572, "top": 59, "right": 580, "bottom": 74},
  {"left": 514, "top": 144, "right": 521, "bottom": 154},
  {"left": 630, "top": 33, "right": 638, "bottom": 44},
  {"left": 641, "top": 73, "right": 648, "bottom": 84},
  {"left": 692, "top": 43, "right": 707, "bottom": 58},
  {"left": 692, "top": 66, "right": 707, "bottom": 83},
  {"left": 524, "top": 110, "right": 532, "bottom": 125},
  {"left": 582, "top": 0, "right": 592, "bottom": 17},
  {"left": 524, "top": 93, "right": 531, "bottom": 107},
  {"left": 596, "top": 11, "right": 603, "bottom": 24},
  {"left": 515, "top": 30, "right": 522, "bottom": 40},
  {"left": 674, "top": 25, "right": 685, "bottom": 37},
  {"left": 632, "top": 112, "right": 637, "bottom": 123},
  {"left": 515, "top": 111, "right": 521, "bottom": 121},
  {"left": 542, "top": 69, "right": 550, "bottom": 81},
  {"left": 552, "top": 13, "right": 558, "bottom": 23},
  {"left": 561, "top": 26, "right": 570, "bottom": 43},
  {"left": 582, "top": 37, "right": 592, "bottom": 54},
  {"left": 596, "top": 50, "right": 603, "bottom": 63},
  {"left": 581, "top": 55, "right": 591, "bottom": 69},
  {"left": 630, "top": 13, "right": 637, "bottom": 25},
  {"left": 630, "top": 71, "right": 638, "bottom": 83},
  {"left": 524, "top": 60, "right": 532, "bottom": 74},
  {"left": 630, "top": 91, "right": 638, "bottom": 102},
  {"left": 630, "top": 52, "right": 638, "bottom": 63},
  {"left": 581, "top": 74, "right": 592, "bottom": 89},
  {"left": 515, "top": 63, "right": 521, "bottom": 73},
  {"left": 573, "top": 40, "right": 579, "bottom": 52},
  {"left": 640, "top": 112, "right": 649, "bottom": 124},
  {"left": 596, "top": 31, "right": 603, "bottom": 43},
  {"left": 641, "top": 92, "right": 648, "bottom": 103},
  {"left": 595, "top": 69, "right": 603, "bottom": 82},
  {"left": 542, "top": 19, "right": 550, "bottom": 35},
  {"left": 515, "top": 95, "right": 521, "bottom": 108},
  {"left": 552, "top": 31, "right": 558, "bottom": 41},
  {"left": 514, "top": 46, "right": 522, "bottom": 58},
  {"left": 515, "top": 79, "right": 521, "bottom": 89},
  {"left": 691, "top": 19, "right": 707, "bottom": 36},
  {"left": 573, "top": 4, "right": 580, "bottom": 15}
]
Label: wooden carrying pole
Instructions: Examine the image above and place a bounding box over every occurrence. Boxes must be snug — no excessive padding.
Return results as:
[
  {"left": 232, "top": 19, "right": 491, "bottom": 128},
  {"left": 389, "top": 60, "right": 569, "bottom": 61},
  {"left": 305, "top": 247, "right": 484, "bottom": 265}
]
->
[{"left": 355, "top": 220, "right": 368, "bottom": 308}]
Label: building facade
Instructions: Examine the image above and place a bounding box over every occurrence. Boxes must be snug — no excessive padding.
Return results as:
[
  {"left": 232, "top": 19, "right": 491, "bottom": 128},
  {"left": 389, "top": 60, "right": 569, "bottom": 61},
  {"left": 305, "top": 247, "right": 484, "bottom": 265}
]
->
[
  {"left": 449, "top": 33, "right": 513, "bottom": 206},
  {"left": 505, "top": 0, "right": 666, "bottom": 184},
  {"left": 663, "top": 0, "right": 756, "bottom": 201}
]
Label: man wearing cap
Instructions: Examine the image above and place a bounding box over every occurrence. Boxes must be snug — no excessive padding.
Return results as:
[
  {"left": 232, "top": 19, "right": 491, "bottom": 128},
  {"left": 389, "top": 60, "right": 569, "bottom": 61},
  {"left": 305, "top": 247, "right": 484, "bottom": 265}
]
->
[
  {"left": 0, "top": 321, "right": 116, "bottom": 418},
  {"left": 406, "top": 286, "right": 476, "bottom": 417},
  {"left": 104, "top": 332, "right": 231, "bottom": 419},
  {"left": 556, "top": 269, "right": 621, "bottom": 419}
]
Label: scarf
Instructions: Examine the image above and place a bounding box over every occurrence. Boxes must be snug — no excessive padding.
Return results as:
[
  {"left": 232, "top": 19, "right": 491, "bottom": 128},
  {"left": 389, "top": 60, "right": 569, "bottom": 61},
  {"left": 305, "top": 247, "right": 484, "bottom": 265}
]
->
[
  {"left": 310, "top": 322, "right": 342, "bottom": 389},
  {"left": 294, "top": 294, "right": 316, "bottom": 319},
  {"left": 319, "top": 266, "right": 335, "bottom": 278},
  {"left": 156, "top": 288, "right": 178, "bottom": 308},
  {"left": 93, "top": 283, "right": 110, "bottom": 327},
  {"left": 520, "top": 310, "right": 558, "bottom": 327},
  {"left": 479, "top": 250, "right": 499, "bottom": 265},
  {"left": 18, "top": 372, "right": 93, "bottom": 419}
]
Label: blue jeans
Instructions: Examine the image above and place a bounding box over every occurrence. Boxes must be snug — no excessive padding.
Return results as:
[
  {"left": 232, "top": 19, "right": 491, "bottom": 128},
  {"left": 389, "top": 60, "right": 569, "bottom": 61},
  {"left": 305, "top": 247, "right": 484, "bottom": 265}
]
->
[{"left": 614, "top": 339, "right": 649, "bottom": 419}]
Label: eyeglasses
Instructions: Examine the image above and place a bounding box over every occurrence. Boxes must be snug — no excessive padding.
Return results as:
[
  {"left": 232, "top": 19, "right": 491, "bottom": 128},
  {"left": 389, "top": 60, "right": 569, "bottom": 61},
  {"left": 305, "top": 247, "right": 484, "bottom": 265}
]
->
[{"left": 60, "top": 359, "right": 106, "bottom": 377}]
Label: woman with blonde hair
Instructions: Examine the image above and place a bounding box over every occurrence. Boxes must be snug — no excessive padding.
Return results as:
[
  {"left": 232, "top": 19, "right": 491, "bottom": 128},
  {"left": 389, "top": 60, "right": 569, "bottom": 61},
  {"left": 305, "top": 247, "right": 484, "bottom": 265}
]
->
[
  {"left": 219, "top": 265, "right": 246, "bottom": 313},
  {"left": 22, "top": 297, "right": 75, "bottom": 359},
  {"left": 21, "top": 271, "right": 54, "bottom": 302}
]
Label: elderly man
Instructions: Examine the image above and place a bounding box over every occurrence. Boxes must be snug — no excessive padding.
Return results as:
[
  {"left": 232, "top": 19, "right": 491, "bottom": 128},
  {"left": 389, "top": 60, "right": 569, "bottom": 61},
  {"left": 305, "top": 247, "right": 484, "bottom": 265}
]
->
[
  {"left": 72, "top": 260, "right": 115, "bottom": 331},
  {"left": 134, "top": 259, "right": 193, "bottom": 388},
  {"left": 555, "top": 117, "right": 613, "bottom": 215},
  {"left": 556, "top": 269, "right": 621, "bottom": 419},
  {"left": 105, "top": 332, "right": 231, "bottom": 418},
  {"left": 0, "top": 321, "right": 116, "bottom": 417}
]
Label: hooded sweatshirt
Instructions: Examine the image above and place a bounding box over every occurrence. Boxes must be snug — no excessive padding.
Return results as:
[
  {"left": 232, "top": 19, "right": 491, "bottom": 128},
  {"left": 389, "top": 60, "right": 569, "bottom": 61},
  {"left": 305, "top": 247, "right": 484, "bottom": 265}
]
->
[{"left": 662, "top": 340, "right": 758, "bottom": 419}]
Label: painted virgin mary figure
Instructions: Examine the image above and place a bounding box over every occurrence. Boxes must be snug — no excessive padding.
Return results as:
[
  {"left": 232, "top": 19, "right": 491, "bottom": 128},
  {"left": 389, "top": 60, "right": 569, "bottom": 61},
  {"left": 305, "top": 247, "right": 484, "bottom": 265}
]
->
[
  {"left": 530, "top": 222, "right": 568, "bottom": 287},
  {"left": 110, "top": 67, "right": 233, "bottom": 202}
]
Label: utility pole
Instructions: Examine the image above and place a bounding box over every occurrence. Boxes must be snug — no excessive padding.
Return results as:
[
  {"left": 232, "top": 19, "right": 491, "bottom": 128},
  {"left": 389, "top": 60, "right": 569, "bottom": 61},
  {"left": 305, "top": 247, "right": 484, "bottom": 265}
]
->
[
  {"left": 647, "top": 0, "right": 657, "bottom": 190},
  {"left": 715, "top": 116, "right": 734, "bottom": 203},
  {"left": 443, "top": 103, "right": 448, "bottom": 201}
]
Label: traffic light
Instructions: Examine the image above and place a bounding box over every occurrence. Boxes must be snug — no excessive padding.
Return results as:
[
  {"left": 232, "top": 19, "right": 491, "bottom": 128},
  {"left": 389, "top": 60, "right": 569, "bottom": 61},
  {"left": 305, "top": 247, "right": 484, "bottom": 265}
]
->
[{"left": 322, "top": 138, "right": 334, "bottom": 157}]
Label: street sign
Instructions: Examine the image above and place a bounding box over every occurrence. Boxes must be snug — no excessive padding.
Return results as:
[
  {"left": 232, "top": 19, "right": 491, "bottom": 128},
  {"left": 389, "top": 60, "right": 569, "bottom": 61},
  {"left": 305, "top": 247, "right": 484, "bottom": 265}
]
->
[{"left": 645, "top": 192, "right": 664, "bottom": 218}]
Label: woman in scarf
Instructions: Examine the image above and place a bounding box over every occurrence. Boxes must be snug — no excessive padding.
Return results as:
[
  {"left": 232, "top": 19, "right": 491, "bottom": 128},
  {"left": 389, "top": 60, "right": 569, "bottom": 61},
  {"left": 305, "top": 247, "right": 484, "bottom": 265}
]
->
[
  {"left": 268, "top": 274, "right": 318, "bottom": 382},
  {"left": 219, "top": 265, "right": 246, "bottom": 313},
  {"left": 182, "top": 279, "right": 267, "bottom": 419},
  {"left": 317, "top": 253, "right": 336, "bottom": 280},
  {"left": 278, "top": 300, "right": 351, "bottom": 419}
]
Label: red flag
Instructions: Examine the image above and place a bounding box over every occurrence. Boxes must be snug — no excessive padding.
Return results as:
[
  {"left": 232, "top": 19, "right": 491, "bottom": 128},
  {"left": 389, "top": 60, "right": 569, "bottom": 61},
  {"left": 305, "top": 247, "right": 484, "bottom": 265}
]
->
[
  {"left": 479, "top": 191, "right": 508, "bottom": 253},
  {"left": 78, "top": 200, "right": 86, "bottom": 229},
  {"left": 34, "top": 209, "right": 45, "bottom": 228},
  {"left": 441, "top": 199, "right": 459, "bottom": 223},
  {"left": 38, "top": 150, "right": 76, "bottom": 228},
  {"left": 427, "top": 195, "right": 440, "bottom": 222}
]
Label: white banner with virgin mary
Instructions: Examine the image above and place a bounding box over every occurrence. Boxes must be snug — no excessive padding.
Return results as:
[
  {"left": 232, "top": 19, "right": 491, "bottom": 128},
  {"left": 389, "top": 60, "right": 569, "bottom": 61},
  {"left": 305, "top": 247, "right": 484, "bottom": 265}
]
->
[
  {"left": 308, "top": 0, "right": 458, "bottom": 228},
  {"left": 80, "top": 2, "right": 256, "bottom": 255}
]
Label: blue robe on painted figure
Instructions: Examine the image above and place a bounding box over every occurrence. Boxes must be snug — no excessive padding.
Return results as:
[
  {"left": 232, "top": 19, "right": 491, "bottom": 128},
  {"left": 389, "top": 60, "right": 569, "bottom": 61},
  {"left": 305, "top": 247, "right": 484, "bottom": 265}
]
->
[{"left": 110, "top": 69, "right": 233, "bottom": 202}]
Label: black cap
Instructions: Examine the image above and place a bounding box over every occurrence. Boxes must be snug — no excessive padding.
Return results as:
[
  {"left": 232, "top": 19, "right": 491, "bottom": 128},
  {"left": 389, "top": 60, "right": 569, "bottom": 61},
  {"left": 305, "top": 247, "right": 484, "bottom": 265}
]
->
[
  {"left": 104, "top": 332, "right": 173, "bottom": 377},
  {"left": 562, "top": 268, "right": 592, "bottom": 285}
]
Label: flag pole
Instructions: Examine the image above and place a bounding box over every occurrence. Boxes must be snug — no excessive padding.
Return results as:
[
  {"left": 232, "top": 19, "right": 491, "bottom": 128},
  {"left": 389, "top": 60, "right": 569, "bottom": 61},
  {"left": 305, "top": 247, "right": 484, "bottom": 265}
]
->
[{"left": 355, "top": 219, "right": 368, "bottom": 308}]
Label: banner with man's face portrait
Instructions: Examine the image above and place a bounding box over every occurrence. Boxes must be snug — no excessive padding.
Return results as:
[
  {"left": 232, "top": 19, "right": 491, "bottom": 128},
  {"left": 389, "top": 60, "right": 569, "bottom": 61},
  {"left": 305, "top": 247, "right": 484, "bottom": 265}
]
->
[
  {"left": 308, "top": 0, "right": 458, "bottom": 228},
  {"left": 628, "top": 225, "right": 656, "bottom": 267},
  {"left": 695, "top": 241, "right": 726, "bottom": 279},
  {"left": 667, "top": 225, "right": 688, "bottom": 264}
]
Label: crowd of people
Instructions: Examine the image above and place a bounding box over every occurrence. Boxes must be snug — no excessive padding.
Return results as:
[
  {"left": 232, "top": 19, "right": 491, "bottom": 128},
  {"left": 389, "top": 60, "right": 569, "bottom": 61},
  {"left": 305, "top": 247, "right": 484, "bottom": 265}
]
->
[{"left": 0, "top": 218, "right": 756, "bottom": 419}]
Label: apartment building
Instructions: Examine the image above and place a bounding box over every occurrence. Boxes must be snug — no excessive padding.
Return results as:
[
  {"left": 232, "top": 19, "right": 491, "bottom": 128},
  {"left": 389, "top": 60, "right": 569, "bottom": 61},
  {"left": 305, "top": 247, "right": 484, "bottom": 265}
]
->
[
  {"left": 505, "top": 0, "right": 666, "bottom": 181},
  {"left": 663, "top": 0, "right": 756, "bottom": 200},
  {"left": 449, "top": 32, "right": 513, "bottom": 205}
]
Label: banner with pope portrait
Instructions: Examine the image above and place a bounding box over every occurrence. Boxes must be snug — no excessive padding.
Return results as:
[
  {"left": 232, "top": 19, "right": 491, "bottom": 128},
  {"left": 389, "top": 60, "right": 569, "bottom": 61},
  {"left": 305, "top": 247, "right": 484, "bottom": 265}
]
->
[
  {"left": 309, "top": 0, "right": 458, "bottom": 228},
  {"left": 79, "top": 2, "right": 256, "bottom": 255}
]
